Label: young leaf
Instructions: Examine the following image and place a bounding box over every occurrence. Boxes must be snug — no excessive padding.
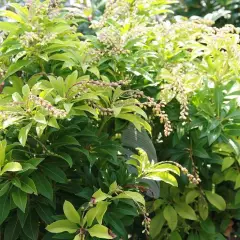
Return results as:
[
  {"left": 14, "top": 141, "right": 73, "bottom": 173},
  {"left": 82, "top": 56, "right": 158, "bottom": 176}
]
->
[
  {"left": 113, "top": 191, "right": 145, "bottom": 205},
  {"left": 221, "top": 157, "right": 235, "bottom": 171},
  {"left": 163, "top": 205, "right": 178, "bottom": 231},
  {"left": 18, "top": 123, "right": 32, "bottom": 147},
  {"left": 0, "top": 162, "right": 22, "bottom": 175},
  {"left": 63, "top": 201, "right": 81, "bottom": 224},
  {"left": 0, "top": 139, "right": 7, "bottom": 168},
  {"left": 88, "top": 224, "right": 114, "bottom": 239},
  {"left": 92, "top": 189, "right": 111, "bottom": 203},
  {"left": 205, "top": 191, "right": 226, "bottom": 211},
  {"left": 46, "top": 220, "right": 78, "bottom": 233}
]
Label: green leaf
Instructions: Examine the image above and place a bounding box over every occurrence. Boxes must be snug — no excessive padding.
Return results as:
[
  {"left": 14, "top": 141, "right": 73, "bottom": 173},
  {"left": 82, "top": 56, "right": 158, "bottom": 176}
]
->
[
  {"left": 46, "top": 220, "right": 78, "bottom": 234},
  {"left": 49, "top": 76, "right": 65, "bottom": 97},
  {"left": 31, "top": 172, "right": 52, "bottom": 200},
  {"left": 23, "top": 211, "right": 39, "bottom": 240},
  {"left": 41, "top": 165, "right": 67, "bottom": 183},
  {"left": 150, "top": 210, "right": 165, "bottom": 239},
  {"left": 4, "top": 60, "right": 30, "bottom": 80},
  {"left": 234, "top": 174, "right": 240, "bottom": 190},
  {"left": 198, "top": 197, "right": 208, "bottom": 220},
  {"left": 186, "top": 190, "right": 200, "bottom": 204},
  {"left": 88, "top": 66, "right": 100, "bottom": 78},
  {"left": 92, "top": 189, "right": 111, "bottom": 203},
  {"left": 0, "top": 162, "right": 22, "bottom": 175},
  {"left": 0, "top": 194, "right": 10, "bottom": 224},
  {"left": 205, "top": 191, "right": 226, "bottom": 211},
  {"left": 222, "top": 157, "right": 235, "bottom": 171},
  {"left": 88, "top": 224, "right": 114, "bottom": 239},
  {"left": 96, "top": 201, "right": 110, "bottom": 225},
  {"left": 58, "top": 152, "right": 73, "bottom": 167},
  {"left": 0, "top": 22, "right": 18, "bottom": 32},
  {"left": 170, "top": 231, "right": 182, "bottom": 240},
  {"left": 0, "top": 139, "right": 7, "bottom": 168},
  {"left": 48, "top": 117, "right": 60, "bottom": 129},
  {"left": 73, "top": 235, "right": 81, "bottom": 240},
  {"left": 152, "top": 163, "right": 180, "bottom": 175},
  {"left": 235, "top": 190, "right": 240, "bottom": 205},
  {"left": 109, "top": 181, "right": 117, "bottom": 194},
  {"left": 18, "top": 123, "right": 32, "bottom": 147},
  {"left": 20, "top": 177, "right": 37, "bottom": 195},
  {"left": 65, "top": 70, "right": 78, "bottom": 91},
  {"left": 12, "top": 189, "right": 27, "bottom": 213},
  {"left": 144, "top": 172, "right": 178, "bottom": 187},
  {"left": 200, "top": 218, "right": 215, "bottom": 234},
  {"left": 36, "top": 204, "right": 54, "bottom": 224},
  {"left": 174, "top": 202, "right": 197, "bottom": 220},
  {"left": 4, "top": 216, "right": 21, "bottom": 240},
  {"left": 63, "top": 201, "right": 80, "bottom": 224},
  {"left": 163, "top": 205, "right": 178, "bottom": 231},
  {"left": 34, "top": 112, "right": 47, "bottom": 124},
  {"left": 114, "top": 191, "right": 145, "bottom": 205},
  {"left": 0, "top": 182, "right": 10, "bottom": 197},
  {"left": 193, "top": 148, "right": 209, "bottom": 158}
]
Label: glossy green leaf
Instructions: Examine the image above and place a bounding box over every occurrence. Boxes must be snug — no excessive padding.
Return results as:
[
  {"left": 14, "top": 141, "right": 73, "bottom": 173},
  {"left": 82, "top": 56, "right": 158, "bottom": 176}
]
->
[{"left": 114, "top": 191, "right": 145, "bottom": 205}]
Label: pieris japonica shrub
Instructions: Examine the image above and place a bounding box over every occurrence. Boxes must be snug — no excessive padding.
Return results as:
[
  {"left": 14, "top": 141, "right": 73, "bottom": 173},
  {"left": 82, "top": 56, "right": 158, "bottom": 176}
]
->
[{"left": 0, "top": 0, "right": 240, "bottom": 239}]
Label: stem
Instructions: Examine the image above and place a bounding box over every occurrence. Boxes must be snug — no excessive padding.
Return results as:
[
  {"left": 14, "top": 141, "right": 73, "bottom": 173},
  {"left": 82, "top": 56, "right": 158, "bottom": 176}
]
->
[{"left": 97, "top": 117, "right": 111, "bottom": 136}]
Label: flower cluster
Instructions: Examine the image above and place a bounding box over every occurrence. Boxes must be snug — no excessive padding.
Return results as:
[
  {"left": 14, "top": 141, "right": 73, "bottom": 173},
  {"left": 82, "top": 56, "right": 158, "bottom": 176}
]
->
[
  {"left": 20, "top": 32, "right": 41, "bottom": 48},
  {"left": 29, "top": 95, "right": 67, "bottom": 119}
]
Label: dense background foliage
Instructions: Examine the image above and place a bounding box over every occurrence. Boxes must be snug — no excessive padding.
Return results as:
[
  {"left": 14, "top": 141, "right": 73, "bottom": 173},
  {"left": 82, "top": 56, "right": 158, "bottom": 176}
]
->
[{"left": 0, "top": 0, "right": 240, "bottom": 240}]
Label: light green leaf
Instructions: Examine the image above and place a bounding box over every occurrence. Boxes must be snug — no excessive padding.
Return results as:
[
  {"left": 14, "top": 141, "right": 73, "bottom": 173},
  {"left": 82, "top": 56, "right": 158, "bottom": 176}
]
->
[
  {"left": 92, "top": 189, "right": 111, "bottom": 203},
  {"left": 0, "top": 22, "right": 18, "bottom": 32},
  {"left": 221, "top": 157, "right": 235, "bottom": 171},
  {"left": 12, "top": 189, "right": 27, "bottom": 213},
  {"left": 186, "top": 190, "right": 200, "bottom": 204},
  {"left": 152, "top": 163, "right": 180, "bottom": 175},
  {"left": 109, "top": 181, "right": 117, "bottom": 194},
  {"left": 0, "top": 139, "right": 7, "bottom": 168},
  {"left": 96, "top": 201, "right": 110, "bottom": 225},
  {"left": 88, "top": 224, "right": 114, "bottom": 239},
  {"left": 144, "top": 172, "right": 178, "bottom": 187},
  {"left": 205, "top": 191, "right": 226, "bottom": 211},
  {"left": 0, "top": 162, "right": 22, "bottom": 175},
  {"left": 63, "top": 201, "right": 80, "bottom": 224},
  {"left": 65, "top": 70, "right": 78, "bottom": 91},
  {"left": 163, "top": 205, "right": 178, "bottom": 231},
  {"left": 170, "top": 231, "right": 182, "bottom": 240},
  {"left": 234, "top": 174, "right": 240, "bottom": 190},
  {"left": 18, "top": 123, "right": 32, "bottom": 147},
  {"left": 88, "top": 66, "right": 100, "bottom": 78},
  {"left": 49, "top": 76, "right": 65, "bottom": 97},
  {"left": 12, "top": 92, "right": 23, "bottom": 102},
  {"left": 150, "top": 210, "right": 165, "bottom": 239},
  {"left": 46, "top": 220, "right": 78, "bottom": 233},
  {"left": 48, "top": 117, "right": 59, "bottom": 129},
  {"left": 114, "top": 191, "right": 145, "bottom": 205},
  {"left": 34, "top": 113, "right": 47, "bottom": 124},
  {"left": 174, "top": 202, "right": 197, "bottom": 220}
]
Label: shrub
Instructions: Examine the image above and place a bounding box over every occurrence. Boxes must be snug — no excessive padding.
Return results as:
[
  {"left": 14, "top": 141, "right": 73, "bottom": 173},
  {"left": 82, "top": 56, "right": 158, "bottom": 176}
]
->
[{"left": 0, "top": 0, "right": 240, "bottom": 240}]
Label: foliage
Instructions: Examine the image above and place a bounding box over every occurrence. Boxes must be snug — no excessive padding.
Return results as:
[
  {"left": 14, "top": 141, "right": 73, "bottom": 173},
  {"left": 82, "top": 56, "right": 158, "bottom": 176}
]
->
[
  {"left": 174, "top": 0, "right": 240, "bottom": 27},
  {"left": 1, "top": 0, "right": 240, "bottom": 239}
]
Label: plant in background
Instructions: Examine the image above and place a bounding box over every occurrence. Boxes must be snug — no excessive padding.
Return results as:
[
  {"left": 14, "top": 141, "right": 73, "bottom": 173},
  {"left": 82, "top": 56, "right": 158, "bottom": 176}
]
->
[{"left": 1, "top": 0, "right": 240, "bottom": 239}]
